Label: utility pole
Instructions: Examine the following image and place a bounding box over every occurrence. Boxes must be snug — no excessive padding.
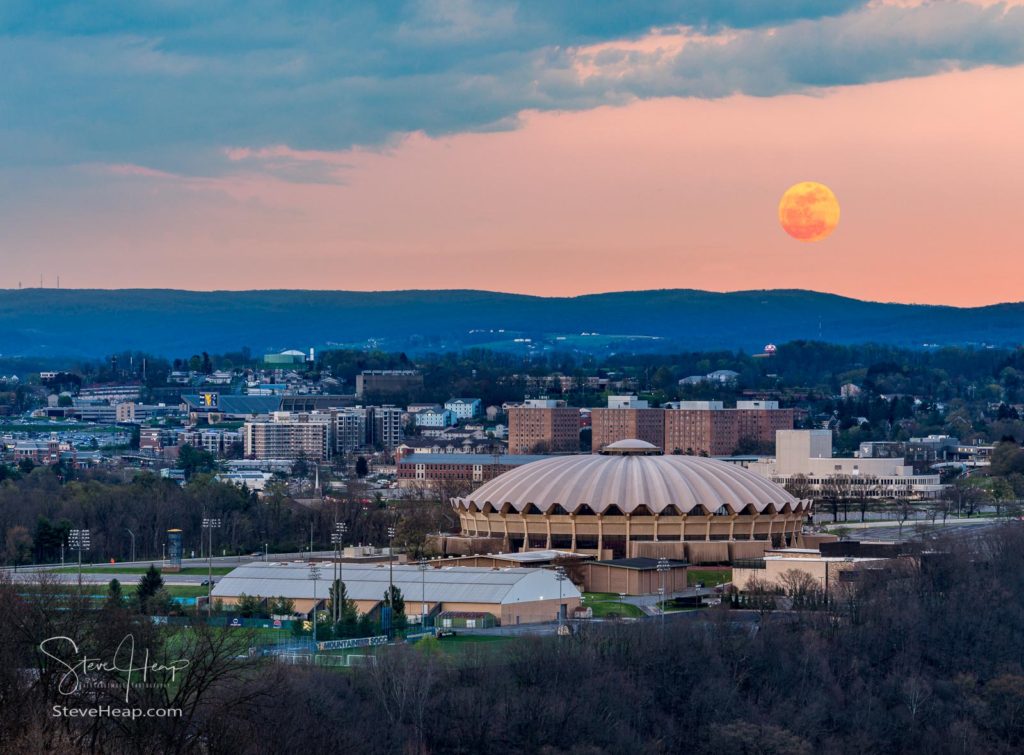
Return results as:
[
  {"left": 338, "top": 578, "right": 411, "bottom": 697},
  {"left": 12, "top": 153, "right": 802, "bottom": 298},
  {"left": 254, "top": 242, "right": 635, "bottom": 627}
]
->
[
  {"left": 419, "top": 559, "right": 428, "bottom": 627},
  {"left": 125, "top": 528, "right": 136, "bottom": 563},
  {"left": 386, "top": 524, "right": 396, "bottom": 636},
  {"left": 554, "top": 566, "right": 567, "bottom": 632},
  {"left": 202, "top": 516, "right": 221, "bottom": 618}
]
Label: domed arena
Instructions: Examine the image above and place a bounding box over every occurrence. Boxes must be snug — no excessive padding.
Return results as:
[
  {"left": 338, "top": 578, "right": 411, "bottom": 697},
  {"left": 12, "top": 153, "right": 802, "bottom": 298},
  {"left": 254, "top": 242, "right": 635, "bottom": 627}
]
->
[{"left": 451, "top": 440, "right": 810, "bottom": 559}]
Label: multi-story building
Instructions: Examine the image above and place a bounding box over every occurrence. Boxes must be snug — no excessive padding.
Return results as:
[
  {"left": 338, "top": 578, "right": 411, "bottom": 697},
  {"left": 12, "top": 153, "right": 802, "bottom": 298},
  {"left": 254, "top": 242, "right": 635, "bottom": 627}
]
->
[
  {"left": 372, "top": 405, "right": 404, "bottom": 450},
  {"left": 507, "top": 399, "right": 580, "bottom": 454},
  {"left": 749, "top": 430, "right": 944, "bottom": 500},
  {"left": 243, "top": 414, "right": 331, "bottom": 461},
  {"left": 415, "top": 408, "right": 456, "bottom": 428},
  {"left": 661, "top": 400, "right": 794, "bottom": 456},
  {"left": 444, "top": 398, "right": 482, "bottom": 420},
  {"left": 336, "top": 407, "right": 368, "bottom": 454},
  {"left": 179, "top": 428, "right": 244, "bottom": 456},
  {"left": 79, "top": 384, "right": 143, "bottom": 403},
  {"left": 355, "top": 370, "right": 423, "bottom": 398},
  {"left": 396, "top": 453, "right": 547, "bottom": 488},
  {"left": 591, "top": 396, "right": 665, "bottom": 452}
]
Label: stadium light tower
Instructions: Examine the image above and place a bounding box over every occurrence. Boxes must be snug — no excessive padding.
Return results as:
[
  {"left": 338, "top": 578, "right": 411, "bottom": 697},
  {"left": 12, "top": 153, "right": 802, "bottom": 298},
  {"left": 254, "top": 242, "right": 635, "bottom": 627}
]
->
[
  {"left": 202, "top": 516, "right": 222, "bottom": 617},
  {"left": 68, "top": 528, "right": 91, "bottom": 589},
  {"left": 554, "top": 566, "right": 567, "bottom": 631},
  {"left": 657, "top": 557, "right": 670, "bottom": 629},
  {"left": 331, "top": 521, "right": 347, "bottom": 623},
  {"left": 309, "top": 562, "right": 322, "bottom": 653}
]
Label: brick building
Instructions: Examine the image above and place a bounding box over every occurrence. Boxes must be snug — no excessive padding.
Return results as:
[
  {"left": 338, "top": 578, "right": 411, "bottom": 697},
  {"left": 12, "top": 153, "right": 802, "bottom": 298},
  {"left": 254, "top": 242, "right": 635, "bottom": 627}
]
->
[{"left": 507, "top": 399, "right": 580, "bottom": 454}]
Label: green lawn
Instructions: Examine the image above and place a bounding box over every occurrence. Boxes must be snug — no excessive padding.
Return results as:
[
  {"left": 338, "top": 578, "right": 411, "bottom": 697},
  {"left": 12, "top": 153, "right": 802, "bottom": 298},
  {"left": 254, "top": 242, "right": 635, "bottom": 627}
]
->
[
  {"left": 581, "top": 593, "right": 645, "bottom": 619},
  {"left": 52, "top": 566, "right": 234, "bottom": 576},
  {"left": 687, "top": 569, "right": 732, "bottom": 587}
]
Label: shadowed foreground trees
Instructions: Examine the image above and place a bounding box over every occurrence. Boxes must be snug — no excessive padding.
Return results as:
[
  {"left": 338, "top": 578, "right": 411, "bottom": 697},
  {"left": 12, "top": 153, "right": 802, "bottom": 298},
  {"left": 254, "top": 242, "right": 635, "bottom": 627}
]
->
[{"left": 5, "top": 524, "right": 1024, "bottom": 753}]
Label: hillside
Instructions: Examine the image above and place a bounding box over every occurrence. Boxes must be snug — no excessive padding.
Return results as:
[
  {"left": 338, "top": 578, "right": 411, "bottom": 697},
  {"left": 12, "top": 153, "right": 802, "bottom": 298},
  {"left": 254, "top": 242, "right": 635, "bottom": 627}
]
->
[{"left": 0, "top": 288, "right": 1021, "bottom": 358}]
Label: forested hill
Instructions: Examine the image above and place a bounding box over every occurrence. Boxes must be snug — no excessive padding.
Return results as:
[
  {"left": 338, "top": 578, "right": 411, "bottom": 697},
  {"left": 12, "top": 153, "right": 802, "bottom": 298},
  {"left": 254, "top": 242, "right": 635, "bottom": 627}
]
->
[{"left": 0, "top": 288, "right": 1022, "bottom": 357}]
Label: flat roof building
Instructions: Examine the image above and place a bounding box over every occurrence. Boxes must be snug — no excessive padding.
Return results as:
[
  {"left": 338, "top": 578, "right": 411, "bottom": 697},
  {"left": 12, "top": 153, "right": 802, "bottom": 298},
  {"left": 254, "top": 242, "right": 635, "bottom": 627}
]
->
[{"left": 211, "top": 561, "right": 581, "bottom": 625}]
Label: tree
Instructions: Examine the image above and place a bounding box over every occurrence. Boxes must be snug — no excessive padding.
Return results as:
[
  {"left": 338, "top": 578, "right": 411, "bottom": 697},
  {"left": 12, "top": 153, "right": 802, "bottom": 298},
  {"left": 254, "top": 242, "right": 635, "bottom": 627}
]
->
[
  {"left": 136, "top": 564, "right": 164, "bottom": 612},
  {"left": 270, "top": 596, "right": 295, "bottom": 616},
  {"left": 105, "top": 578, "right": 124, "bottom": 609},
  {"left": 328, "top": 580, "right": 358, "bottom": 626},
  {"left": 4, "top": 526, "right": 32, "bottom": 565},
  {"left": 237, "top": 593, "right": 266, "bottom": 618},
  {"left": 383, "top": 584, "right": 407, "bottom": 632},
  {"left": 355, "top": 456, "right": 370, "bottom": 478},
  {"left": 17, "top": 458, "right": 35, "bottom": 476},
  {"left": 179, "top": 443, "right": 217, "bottom": 480},
  {"left": 784, "top": 474, "right": 813, "bottom": 501}
]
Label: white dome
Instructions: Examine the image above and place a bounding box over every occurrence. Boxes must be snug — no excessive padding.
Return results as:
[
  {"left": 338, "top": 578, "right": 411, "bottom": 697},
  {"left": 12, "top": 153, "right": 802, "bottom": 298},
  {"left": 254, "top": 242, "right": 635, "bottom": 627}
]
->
[{"left": 454, "top": 453, "right": 801, "bottom": 516}]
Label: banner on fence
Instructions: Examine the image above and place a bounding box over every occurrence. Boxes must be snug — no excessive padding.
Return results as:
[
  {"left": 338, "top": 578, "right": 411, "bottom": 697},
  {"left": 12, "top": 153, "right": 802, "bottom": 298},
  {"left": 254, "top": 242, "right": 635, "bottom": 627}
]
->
[{"left": 317, "top": 635, "right": 388, "bottom": 651}]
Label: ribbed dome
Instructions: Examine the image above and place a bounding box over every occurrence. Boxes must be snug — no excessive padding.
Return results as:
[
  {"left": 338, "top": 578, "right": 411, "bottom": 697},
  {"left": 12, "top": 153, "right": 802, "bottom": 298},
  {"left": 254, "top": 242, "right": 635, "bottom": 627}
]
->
[{"left": 454, "top": 453, "right": 801, "bottom": 515}]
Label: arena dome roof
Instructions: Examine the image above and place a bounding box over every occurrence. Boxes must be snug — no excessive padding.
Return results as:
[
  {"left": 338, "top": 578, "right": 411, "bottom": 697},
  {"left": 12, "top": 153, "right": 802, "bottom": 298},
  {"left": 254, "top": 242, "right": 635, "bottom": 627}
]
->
[{"left": 454, "top": 448, "right": 801, "bottom": 516}]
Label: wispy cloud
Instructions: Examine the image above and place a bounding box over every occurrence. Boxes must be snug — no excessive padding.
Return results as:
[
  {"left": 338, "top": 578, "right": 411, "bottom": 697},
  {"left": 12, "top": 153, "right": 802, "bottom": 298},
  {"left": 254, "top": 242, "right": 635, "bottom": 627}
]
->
[{"left": 1, "top": 1, "right": 1022, "bottom": 177}]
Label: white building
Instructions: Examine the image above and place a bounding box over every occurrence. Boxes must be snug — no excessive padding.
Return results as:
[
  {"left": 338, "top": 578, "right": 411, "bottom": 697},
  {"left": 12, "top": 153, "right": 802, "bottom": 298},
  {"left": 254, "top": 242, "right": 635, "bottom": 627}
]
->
[
  {"left": 415, "top": 408, "right": 457, "bottom": 428},
  {"left": 749, "top": 430, "right": 944, "bottom": 500},
  {"left": 607, "top": 395, "right": 649, "bottom": 409},
  {"left": 445, "top": 398, "right": 482, "bottom": 420}
]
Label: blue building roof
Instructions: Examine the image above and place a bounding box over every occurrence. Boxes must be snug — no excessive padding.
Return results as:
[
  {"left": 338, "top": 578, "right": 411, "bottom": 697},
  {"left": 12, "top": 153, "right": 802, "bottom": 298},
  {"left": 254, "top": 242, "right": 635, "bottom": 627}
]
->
[{"left": 182, "top": 395, "right": 281, "bottom": 415}]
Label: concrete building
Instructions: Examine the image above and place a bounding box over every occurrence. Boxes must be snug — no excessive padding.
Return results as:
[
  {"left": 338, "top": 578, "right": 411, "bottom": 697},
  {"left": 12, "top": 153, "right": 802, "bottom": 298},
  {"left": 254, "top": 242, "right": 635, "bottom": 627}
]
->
[
  {"left": 749, "top": 430, "right": 944, "bottom": 500},
  {"left": 335, "top": 407, "right": 368, "bottom": 454},
  {"left": 211, "top": 561, "right": 581, "bottom": 625},
  {"left": 508, "top": 399, "right": 580, "bottom": 454},
  {"left": 372, "top": 405, "right": 404, "bottom": 450},
  {"left": 243, "top": 415, "right": 331, "bottom": 461},
  {"left": 355, "top": 370, "right": 423, "bottom": 398},
  {"left": 451, "top": 439, "right": 810, "bottom": 559},
  {"left": 445, "top": 398, "right": 482, "bottom": 420}
]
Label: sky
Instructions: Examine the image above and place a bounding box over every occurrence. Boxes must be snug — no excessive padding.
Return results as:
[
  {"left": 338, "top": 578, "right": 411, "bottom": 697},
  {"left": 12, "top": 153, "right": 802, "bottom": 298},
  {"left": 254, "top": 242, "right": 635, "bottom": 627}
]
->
[{"left": 1, "top": 0, "right": 1023, "bottom": 306}]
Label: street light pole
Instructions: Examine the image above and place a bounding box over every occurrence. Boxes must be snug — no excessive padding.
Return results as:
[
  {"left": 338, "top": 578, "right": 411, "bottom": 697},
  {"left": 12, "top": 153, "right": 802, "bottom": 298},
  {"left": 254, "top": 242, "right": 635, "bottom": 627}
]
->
[
  {"left": 331, "top": 521, "right": 347, "bottom": 624},
  {"left": 419, "top": 559, "right": 428, "bottom": 627},
  {"left": 125, "top": 528, "right": 136, "bottom": 563},
  {"left": 386, "top": 525, "right": 396, "bottom": 636}
]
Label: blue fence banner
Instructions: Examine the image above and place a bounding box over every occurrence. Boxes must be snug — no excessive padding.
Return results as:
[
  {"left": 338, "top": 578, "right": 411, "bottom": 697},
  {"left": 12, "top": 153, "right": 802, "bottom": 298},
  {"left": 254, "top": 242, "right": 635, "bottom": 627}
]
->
[{"left": 317, "top": 635, "right": 388, "bottom": 651}]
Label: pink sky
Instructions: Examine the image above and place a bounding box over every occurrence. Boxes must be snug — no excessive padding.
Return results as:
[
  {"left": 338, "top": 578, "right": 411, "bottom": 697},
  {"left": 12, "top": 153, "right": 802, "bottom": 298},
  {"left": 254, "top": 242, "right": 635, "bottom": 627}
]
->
[{"left": 5, "top": 63, "right": 1023, "bottom": 306}]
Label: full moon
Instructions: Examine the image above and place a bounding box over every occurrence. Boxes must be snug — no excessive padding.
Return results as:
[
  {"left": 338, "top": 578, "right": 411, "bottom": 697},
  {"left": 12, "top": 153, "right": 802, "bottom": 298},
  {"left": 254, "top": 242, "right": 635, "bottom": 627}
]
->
[{"left": 778, "top": 181, "right": 840, "bottom": 242}]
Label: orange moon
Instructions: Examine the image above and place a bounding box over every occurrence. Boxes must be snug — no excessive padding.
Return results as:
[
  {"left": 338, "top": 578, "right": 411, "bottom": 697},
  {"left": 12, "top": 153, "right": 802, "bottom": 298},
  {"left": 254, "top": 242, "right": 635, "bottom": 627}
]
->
[{"left": 778, "top": 181, "right": 840, "bottom": 242}]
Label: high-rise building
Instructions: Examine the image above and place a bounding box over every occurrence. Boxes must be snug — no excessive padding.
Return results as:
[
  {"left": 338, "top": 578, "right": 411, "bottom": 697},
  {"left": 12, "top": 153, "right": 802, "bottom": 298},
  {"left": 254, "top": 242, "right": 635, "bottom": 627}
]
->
[
  {"left": 371, "top": 405, "right": 404, "bottom": 450},
  {"left": 244, "top": 414, "right": 331, "bottom": 460},
  {"left": 508, "top": 399, "right": 580, "bottom": 454},
  {"left": 336, "top": 408, "right": 368, "bottom": 454},
  {"left": 591, "top": 396, "right": 665, "bottom": 452}
]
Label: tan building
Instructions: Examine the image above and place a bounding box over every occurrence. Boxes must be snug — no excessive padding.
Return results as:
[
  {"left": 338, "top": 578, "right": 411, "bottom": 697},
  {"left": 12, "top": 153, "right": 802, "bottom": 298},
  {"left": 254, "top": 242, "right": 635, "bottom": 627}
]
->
[
  {"left": 731, "top": 540, "right": 905, "bottom": 594},
  {"left": 591, "top": 406, "right": 665, "bottom": 452},
  {"left": 243, "top": 413, "right": 331, "bottom": 461},
  {"left": 582, "top": 558, "right": 689, "bottom": 595},
  {"left": 508, "top": 399, "right": 580, "bottom": 454},
  {"left": 355, "top": 370, "right": 423, "bottom": 398},
  {"left": 211, "top": 561, "right": 581, "bottom": 625},
  {"left": 451, "top": 439, "right": 810, "bottom": 559},
  {"left": 749, "top": 430, "right": 945, "bottom": 500}
]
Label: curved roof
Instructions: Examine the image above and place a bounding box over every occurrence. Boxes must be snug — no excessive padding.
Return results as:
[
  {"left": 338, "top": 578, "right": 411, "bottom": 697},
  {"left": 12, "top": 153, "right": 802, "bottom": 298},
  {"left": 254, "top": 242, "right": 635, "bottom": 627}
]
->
[
  {"left": 454, "top": 453, "right": 803, "bottom": 515},
  {"left": 603, "top": 439, "right": 659, "bottom": 451}
]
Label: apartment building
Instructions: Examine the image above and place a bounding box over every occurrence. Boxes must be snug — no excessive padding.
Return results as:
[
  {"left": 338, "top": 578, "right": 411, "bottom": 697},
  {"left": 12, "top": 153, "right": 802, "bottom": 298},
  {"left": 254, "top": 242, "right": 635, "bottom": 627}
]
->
[
  {"left": 591, "top": 396, "right": 665, "bottom": 452},
  {"left": 507, "top": 399, "right": 580, "bottom": 454},
  {"left": 662, "top": 400, "right": 794, "bottom": 456},
  {"left": 243, "top": 414, "right": 331, "bottom": 461}
]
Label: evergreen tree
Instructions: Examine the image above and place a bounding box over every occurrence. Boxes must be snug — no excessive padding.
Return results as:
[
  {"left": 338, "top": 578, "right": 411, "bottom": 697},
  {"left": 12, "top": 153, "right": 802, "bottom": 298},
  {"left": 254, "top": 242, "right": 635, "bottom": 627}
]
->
[{"left": 136, "top": 564, "right": 164, "bottom": 613}]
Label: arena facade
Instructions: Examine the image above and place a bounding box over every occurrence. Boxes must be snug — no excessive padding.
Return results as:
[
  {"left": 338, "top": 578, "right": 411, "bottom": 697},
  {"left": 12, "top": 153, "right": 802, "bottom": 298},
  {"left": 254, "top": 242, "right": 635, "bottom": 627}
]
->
[{"left": 450, "top": 440, "right": 811, "bottom": 559}]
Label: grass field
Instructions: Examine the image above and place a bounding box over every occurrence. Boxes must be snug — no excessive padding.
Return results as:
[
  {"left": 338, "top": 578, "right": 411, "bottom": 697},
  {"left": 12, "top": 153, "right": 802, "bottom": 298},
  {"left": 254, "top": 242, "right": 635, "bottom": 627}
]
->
[
  {"left": 687, "top": 569, "right": 732, "bottom": 587},
  {"left": 582, "top": 593, "right": 644, "bottom": 619},
  {"left": 53, "top": 566, "right": 234, "bottom": 576}
]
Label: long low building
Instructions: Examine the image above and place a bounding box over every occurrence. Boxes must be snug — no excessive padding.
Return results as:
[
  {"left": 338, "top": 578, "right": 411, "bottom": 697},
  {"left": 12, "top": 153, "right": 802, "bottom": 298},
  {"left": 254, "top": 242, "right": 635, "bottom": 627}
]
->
[{"left": 211, "top": 561, "right": 581, "bottom": 625}]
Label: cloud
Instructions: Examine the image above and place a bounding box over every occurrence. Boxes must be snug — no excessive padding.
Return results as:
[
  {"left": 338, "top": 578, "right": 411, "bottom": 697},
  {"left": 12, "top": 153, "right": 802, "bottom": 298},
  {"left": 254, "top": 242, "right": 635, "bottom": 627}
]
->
[{"left": 0, "top": 0, "right": 1021, "bottom": 175}]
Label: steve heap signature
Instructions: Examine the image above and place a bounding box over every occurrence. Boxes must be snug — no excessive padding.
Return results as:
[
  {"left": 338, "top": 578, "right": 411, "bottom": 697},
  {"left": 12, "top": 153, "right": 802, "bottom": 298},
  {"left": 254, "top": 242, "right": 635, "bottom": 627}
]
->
[{"left": 39, "top": 635, "right": 190, "bottom": 703}]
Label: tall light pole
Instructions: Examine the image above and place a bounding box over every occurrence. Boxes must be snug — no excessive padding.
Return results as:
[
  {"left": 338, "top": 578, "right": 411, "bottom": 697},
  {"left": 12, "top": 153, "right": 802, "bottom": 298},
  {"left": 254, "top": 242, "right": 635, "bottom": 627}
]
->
[
  {"left": 69, "top": 529, "right": 90, "bottom": 590},
  {"left": 386, "top": 524, "right": 396, "bottom": 636},
  {"left": 331, "top": 522, "right": 347, "bottom": 624},
  {"left": 308, "top": 562, "right": 321, "bottom": 653},
  {"left": 202, "top": 516, "right": 221, "bottom": 618},
  {"left": 419, "top": 559, "right": 428, "bottom": 627},
  {"left": 554, "top": 566, "right": 567, "bottom": 631},
  {"left": 656, "top": 557, "right": 670, "bottom": 629},
  {"left": 125, "top": 528, "right": 136, "bottom": 563}
]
